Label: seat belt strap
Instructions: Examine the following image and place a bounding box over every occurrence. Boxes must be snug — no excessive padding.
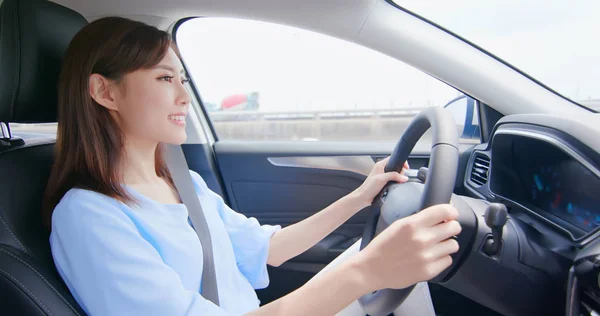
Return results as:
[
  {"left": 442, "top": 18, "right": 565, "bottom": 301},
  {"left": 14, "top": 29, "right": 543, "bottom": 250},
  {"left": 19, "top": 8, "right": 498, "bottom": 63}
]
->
[{"left": 163, "top": 143, "right": 220, "bottom": 306}]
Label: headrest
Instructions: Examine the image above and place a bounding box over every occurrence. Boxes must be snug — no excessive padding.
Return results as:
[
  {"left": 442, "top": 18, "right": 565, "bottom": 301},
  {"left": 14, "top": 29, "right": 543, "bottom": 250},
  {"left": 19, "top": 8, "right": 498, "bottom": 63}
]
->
[{"left": 0, "top": 0, "right": 87, "bottom": 123}]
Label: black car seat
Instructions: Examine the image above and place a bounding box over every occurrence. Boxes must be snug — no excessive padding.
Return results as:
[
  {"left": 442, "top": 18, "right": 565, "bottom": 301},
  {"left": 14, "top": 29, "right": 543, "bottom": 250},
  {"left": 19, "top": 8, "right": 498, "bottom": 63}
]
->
[{"left": 0, "top": 0, "right": 88, "bottom": 314}]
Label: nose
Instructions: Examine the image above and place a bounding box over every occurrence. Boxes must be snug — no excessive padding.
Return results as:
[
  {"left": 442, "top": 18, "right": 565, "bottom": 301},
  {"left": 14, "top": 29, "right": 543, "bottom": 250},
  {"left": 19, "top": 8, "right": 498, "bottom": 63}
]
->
[{"left": 177, "top": 80, "right": 192, "bottom": 106}]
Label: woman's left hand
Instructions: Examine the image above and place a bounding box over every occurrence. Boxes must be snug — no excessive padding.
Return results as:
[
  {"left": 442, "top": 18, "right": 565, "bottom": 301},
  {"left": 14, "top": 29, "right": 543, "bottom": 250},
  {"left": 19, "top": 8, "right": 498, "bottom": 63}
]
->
[{"left": 351, "top": 157, "right": 409, "bottom": 209}]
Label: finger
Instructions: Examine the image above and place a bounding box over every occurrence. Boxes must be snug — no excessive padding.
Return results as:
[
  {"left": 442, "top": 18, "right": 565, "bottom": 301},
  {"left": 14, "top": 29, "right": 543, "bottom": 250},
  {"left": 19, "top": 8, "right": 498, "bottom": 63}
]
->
[
  {"left": 376, "top": 156, "right": 391, "bottom": 167},
  {"left": 412, "top": 204, "right": 458, "bottom": 227},
  {"left": 426, "top": 237, "right": 460, "bottom": 260},
  {"left": 381, "top": 172, "right": 409, "bottom": 183},
  {"left": 372, "top": 157, "right": 391, "bottom": 175},
  {"left": 399, "top": 162, "right": 410, "bottom": 175},
  {"left": 425, "top": 255, "right": 453, "bottom": 281},
  {"left": 427, "top": 220, "right": 462, "bottom": 244}
]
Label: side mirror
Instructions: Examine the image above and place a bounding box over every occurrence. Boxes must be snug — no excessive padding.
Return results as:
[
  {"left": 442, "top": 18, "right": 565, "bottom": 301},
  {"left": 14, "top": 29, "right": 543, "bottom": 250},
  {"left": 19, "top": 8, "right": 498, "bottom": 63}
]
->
[{"left": 443, "top": 95, "right": 481, "bottom": 140}]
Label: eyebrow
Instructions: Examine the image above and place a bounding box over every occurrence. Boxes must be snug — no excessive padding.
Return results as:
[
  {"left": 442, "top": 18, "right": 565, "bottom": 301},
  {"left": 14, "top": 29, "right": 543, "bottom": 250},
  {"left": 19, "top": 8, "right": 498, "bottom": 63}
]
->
[{"left": 154, "top": 64, "right": 185, "bottom": 74}]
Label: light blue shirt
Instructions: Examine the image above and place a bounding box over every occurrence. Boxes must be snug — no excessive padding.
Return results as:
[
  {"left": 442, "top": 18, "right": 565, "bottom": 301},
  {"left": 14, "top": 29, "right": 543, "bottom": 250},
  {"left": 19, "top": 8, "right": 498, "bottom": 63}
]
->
[{"left": 50, "top": 171, "right": 281, "bottom": 316}]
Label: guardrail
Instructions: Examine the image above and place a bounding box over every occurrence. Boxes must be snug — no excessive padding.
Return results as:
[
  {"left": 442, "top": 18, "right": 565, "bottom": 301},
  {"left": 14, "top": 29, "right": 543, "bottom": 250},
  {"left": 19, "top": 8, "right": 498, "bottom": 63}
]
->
[
  {"left": 208, "top": 107, "right": 430, "bottom": 122},
  {"left": 208, "top": 107, "right": 437, "bottom": 141}
]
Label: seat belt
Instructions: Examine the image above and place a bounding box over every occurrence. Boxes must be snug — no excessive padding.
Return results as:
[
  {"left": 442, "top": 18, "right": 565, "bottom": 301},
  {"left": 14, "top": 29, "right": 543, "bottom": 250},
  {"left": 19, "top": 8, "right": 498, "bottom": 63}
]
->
[{"left": 163, "top": 143, "right": 220, "bottom": 306}]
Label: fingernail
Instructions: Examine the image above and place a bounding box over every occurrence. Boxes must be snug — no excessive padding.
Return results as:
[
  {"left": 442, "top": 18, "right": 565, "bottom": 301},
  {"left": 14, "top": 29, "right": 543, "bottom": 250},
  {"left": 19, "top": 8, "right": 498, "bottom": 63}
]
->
[{"left": 401, "top": 175, "right": 409, "bottom": 182}]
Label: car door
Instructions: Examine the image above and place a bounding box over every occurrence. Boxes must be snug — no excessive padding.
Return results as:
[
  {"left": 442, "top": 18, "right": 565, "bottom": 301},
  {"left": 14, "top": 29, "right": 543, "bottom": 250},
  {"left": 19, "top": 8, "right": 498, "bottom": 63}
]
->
[{"left": 174, "top": 17, "right": 485, "bottom": 308}]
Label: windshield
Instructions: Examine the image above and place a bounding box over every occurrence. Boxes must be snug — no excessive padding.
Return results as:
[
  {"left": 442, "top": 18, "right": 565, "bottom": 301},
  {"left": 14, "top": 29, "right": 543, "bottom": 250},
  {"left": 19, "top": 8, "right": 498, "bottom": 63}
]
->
[{"left": 392, "top": 0, "right": 600, "bottom": 111}]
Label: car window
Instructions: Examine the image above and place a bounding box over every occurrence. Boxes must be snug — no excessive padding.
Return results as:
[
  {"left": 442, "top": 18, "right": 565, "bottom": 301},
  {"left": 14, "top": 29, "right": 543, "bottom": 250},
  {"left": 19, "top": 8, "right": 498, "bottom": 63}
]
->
[
  {"left": 8, "top": 122, "right": 57, "bottom": 136},
  {"left": 176, "top": 17, "right": 480, "bottom": 144}
]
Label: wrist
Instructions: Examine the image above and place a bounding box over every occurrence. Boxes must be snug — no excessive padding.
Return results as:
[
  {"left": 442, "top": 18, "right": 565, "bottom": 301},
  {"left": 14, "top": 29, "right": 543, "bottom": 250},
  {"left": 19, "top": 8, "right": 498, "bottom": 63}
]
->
[
  {"left": 341, "top": 254, "right": 379, "bottom": 294},
  {"left": 346, "top": 190, "right": 371, "bottom": 211}
]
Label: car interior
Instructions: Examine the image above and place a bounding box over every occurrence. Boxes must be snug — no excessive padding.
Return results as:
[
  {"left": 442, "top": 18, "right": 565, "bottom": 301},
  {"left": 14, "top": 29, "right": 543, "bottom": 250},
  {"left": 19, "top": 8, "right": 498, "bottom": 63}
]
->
[{"left": 1, "top": 0, "right": 600, "bottom": 315}]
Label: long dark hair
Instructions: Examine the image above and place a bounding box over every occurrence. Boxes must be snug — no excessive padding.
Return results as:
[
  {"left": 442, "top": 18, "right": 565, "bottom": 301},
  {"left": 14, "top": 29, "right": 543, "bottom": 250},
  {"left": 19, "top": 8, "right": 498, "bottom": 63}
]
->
[{"left": 43, "top": 17, "right": 178, "bottom": 228}]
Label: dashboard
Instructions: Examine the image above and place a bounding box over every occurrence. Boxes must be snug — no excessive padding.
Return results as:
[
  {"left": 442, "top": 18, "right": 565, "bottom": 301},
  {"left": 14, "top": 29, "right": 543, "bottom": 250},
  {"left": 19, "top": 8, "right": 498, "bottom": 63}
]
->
[
  {"left": 465, "top": 123, "right": 600, "bottom": 241},
  {"left": 461, "top": 113, "right": 600, "bottom": 316},
  {"left": 490, "top": 129, "right": 600, "bottom": 237}
]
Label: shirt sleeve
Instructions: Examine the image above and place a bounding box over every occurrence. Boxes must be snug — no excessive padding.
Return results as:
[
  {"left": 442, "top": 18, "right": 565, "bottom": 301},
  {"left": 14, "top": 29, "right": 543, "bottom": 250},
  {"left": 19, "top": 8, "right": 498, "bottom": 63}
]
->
[
  {"left": 190, "top": 171, "right": 281, "bottom": 289},
  {"left": 50, "top": 189, "right": 229, "bottom": 316}
]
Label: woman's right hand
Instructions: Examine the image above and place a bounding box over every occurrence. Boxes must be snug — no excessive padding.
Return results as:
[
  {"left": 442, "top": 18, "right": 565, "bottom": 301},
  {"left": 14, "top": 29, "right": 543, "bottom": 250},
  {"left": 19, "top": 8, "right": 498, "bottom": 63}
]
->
[
  {"left": 352, "top": 204, "right": 462, "bottom": 292},
  {"left": 246, "top": 205, "right": 461, "bottom": 316}
]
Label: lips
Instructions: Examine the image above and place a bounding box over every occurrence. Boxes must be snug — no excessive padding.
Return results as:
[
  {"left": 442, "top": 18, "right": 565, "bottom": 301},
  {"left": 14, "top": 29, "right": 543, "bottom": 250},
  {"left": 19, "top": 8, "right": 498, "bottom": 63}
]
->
[
  {"left": 168, "top": 114, "right": 186, "bottom": 122},
  {"left": 168, "top": 113, "right": 187, "bottom": 126}
]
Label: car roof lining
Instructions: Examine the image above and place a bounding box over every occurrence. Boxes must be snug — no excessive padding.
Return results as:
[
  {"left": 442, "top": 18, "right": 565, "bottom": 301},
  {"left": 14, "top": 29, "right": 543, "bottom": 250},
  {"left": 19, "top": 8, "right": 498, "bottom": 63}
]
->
[{"left": 53, "top": 0, "right": 374, "bottom": 34}]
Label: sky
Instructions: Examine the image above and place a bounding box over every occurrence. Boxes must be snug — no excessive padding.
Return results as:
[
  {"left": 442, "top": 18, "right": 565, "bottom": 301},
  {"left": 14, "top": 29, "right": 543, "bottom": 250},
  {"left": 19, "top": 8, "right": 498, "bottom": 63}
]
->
[{"left": 176, "top": 1, "right": 599, "bottom": 113}]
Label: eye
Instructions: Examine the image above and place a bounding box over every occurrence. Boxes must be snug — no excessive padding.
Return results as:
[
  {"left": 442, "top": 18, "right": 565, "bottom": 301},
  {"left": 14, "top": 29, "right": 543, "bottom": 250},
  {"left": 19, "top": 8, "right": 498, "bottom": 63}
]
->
[
  {"left": 181, "top": 77, "right": 190, "bottom": 84},
  {"left": 159, "top": 76, "right": 174, "bottom": 83}
]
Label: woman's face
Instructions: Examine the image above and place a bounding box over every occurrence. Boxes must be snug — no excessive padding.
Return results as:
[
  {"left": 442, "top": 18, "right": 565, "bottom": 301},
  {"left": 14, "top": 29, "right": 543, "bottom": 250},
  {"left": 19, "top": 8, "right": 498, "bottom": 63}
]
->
[{"left": 112, "top": 48, "right": 191, "bottom": 145}]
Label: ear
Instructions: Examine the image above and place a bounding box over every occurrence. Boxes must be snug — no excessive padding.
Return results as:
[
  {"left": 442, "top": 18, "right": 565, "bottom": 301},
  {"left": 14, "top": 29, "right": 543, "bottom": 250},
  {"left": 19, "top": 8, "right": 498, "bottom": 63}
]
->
[{"left": 89, "top": 74, "right": 120, "bottom": 111}]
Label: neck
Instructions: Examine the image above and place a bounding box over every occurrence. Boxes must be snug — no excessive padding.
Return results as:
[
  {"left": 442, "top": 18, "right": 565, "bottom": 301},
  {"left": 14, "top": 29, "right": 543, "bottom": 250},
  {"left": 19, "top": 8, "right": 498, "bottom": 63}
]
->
[{"left": 121, "top": 137, "right": 161, "bottom": 185}]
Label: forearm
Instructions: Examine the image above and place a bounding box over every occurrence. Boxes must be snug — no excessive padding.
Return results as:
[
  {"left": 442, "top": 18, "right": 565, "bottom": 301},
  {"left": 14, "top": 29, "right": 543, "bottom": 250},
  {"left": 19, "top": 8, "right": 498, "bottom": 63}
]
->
[
  {"left": 267, "top": 192, "right": 368, "bottom": 267},
  {"left": 251, "top": 202, "right": 462, "bottom": 316},
  {"left": 246, "top": 257, "right": 371, "bottom": 316}
]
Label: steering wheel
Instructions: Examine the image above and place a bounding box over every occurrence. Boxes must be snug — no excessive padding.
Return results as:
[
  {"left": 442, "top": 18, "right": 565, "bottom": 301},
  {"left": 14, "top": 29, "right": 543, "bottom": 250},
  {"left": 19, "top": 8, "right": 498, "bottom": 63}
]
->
[{"left": 357, "top": 107, "right": 461, "bottom": 316}]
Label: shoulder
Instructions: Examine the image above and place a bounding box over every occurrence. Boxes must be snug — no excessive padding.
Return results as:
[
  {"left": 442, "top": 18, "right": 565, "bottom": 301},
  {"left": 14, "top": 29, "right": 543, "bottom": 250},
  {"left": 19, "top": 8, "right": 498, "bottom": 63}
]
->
[
  {"left": 51, "top": 188, "right": 132, "bottom": 233},
  {"left": 55, "top": 188, "right": 122, "bottom": 213}
]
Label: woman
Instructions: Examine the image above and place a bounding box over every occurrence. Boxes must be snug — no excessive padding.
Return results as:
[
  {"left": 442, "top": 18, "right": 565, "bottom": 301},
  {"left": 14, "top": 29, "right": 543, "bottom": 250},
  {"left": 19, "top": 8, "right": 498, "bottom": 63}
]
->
[{"left": 44, "top": 17, "right": 462, "bottom": 316}]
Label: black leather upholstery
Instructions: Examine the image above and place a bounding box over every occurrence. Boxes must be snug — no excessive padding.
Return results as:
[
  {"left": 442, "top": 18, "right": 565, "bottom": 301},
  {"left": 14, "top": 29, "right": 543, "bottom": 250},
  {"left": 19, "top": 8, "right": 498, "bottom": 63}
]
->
[
  {"left": 0, "top": 0, "right": 87, "bottom": 123},
  {"left": 0, "top": 0, "right": 88, "bottom": 314}
]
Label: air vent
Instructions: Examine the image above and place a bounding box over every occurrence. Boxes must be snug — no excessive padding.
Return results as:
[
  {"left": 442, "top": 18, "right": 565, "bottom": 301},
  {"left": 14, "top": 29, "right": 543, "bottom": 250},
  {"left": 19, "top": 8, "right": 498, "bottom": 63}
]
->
[{"left": 470, "top": 153, "right": 490, "bottom": 186}]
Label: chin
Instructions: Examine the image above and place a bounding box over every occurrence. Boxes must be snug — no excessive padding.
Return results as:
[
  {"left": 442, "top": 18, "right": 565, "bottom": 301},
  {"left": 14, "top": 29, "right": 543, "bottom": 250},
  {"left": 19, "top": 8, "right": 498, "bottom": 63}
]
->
[{"left": 163, "top": 132, "right": 188, "bottom": 145}]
